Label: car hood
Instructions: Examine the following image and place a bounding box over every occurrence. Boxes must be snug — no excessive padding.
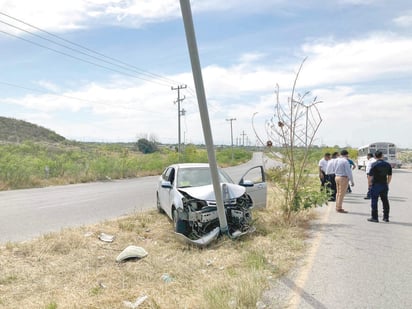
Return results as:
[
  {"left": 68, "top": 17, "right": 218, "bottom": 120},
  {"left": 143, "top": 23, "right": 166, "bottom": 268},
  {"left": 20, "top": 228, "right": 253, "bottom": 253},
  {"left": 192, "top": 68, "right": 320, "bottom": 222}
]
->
[{"left": 178, "top": 183, "right": 246, "bottom": 201}]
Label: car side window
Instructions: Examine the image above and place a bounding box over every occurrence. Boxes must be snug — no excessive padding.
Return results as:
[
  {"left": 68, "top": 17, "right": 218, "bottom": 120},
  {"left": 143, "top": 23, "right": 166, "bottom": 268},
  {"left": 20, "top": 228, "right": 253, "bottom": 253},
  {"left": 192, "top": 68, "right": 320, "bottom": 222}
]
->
[
  {"left": 168, "top": 168, "right": 175, "bottom": 184},
  {"left": 163, "top": 168, "right": 171, "bottom": 181},
  {"left": 163, "top": 167, "right": 175, "bottom": 184},
  {"left": 240, "top": 166, "right": 265, "bottom": 184}
]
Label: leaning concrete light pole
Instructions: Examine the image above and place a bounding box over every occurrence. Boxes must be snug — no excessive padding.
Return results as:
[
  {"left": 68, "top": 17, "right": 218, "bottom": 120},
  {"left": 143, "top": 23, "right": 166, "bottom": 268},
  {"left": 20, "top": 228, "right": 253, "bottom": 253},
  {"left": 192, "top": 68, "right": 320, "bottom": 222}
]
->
[{"left": 179, "top": 0, "right": 228, "bottom": 234}]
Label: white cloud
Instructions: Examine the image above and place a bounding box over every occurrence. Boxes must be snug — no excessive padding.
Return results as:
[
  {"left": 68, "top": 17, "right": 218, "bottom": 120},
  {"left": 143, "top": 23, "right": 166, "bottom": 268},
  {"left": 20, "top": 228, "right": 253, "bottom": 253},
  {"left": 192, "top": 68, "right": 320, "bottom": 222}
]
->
[
  {"left": 298, "top": 34, "right": 412, "bottom": 87},
  {"left": 0, "top": 0, "right": 290, "bottom": 35},
  {"left": 5, "top": 30, "right": 412, "bottom": 147},
  {"left": 2, "top": 1, "right": 412, "bottom": 147},
  {"left": 35, "top": 80, "right": 61, "bottom": 92},
  {"left": 0, "top": 0, "right": 239, "bottom": 34},
  {"left": 393, "top": 11, "right": 412, "bottom": 27},
  {"left": 0, "top": 0, "right": 90, "bottom": 33}
]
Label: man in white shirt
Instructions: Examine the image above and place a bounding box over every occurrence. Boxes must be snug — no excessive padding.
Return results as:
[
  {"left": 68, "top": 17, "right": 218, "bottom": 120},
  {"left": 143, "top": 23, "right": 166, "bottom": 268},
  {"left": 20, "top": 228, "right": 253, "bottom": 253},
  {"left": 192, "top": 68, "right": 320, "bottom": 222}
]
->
[
  {"left": 364, "top": 153, "right": 376, "bottom": 199},
  {"left": 318, "top": 152, "right": 331, "bottom": 188},
  {"left": 325, "top": 152, "right": 339, "bottom": 201},
  {"left": 334, "top": 149, "right": 354, "bottom": 213}
]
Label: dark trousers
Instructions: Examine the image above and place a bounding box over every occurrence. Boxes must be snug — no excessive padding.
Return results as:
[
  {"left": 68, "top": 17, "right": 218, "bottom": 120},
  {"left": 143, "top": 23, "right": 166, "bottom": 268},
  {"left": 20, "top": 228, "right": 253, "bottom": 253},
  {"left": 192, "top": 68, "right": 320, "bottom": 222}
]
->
[
  {"left": 320, "top": 171, "right": 327, "bottom": 187},
  {"left": 371, "top": 183, "right": 390, "bottom": 219},
  {"left": 326, "top": 174, "right": 336, "bottom": 201},
  {"left": 366, "top": 176, "right": 372, "bottom": 198}
]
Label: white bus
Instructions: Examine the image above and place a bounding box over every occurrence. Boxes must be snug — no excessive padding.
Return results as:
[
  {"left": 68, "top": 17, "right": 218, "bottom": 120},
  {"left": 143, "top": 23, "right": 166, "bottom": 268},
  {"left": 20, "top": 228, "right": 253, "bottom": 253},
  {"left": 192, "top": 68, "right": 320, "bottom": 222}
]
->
[{"left": 357, "top": 142, "right": 400, "bottom": 169}]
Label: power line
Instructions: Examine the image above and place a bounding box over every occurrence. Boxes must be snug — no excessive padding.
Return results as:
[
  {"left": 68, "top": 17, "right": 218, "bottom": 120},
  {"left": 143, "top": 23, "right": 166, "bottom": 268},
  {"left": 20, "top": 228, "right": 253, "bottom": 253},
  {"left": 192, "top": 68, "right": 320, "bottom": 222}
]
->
[
  {"left": 0, "top": 19, "right": 171, "bottom": 86},
  {"left": 0, "top": 81, "right": 91, "bottom": 103},
  {"left": 0, "top": 12, "right": 179, "bottom": 85},
  {"left": 0, "top": 12, "right": 204, "bottom": 113},
  {"left": 0, "top": 11, "right": 185, "bottom": 87},
  {"left": 1, "top": 29, "right": 173, "bottom": 87}
]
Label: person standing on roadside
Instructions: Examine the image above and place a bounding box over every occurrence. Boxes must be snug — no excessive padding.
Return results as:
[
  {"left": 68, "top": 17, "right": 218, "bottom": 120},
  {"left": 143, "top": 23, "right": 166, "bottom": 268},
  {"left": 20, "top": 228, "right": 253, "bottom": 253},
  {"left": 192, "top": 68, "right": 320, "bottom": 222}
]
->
[
  {"left": 325, "top": 152, "right": 339, "bottom": 201},
  {"left": 347, "top": 156, "right": 356, "bottom": 193},
  {"left": 318, "top": 152, "right": 331, "bottom": 189},
  {"left": 334, "top": 150, "right": 354, "bottom": 213},
  {"left": 364, "top": 153, "right": 376, "bottom": 199},
  {"left": 367, "top": 151, "right": 392, "bottom": 223}
]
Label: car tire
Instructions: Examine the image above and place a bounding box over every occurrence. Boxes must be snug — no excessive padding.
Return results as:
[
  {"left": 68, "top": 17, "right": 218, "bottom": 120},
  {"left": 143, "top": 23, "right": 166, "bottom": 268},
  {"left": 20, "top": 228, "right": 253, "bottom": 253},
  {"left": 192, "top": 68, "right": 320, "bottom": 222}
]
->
[
  {"left": 156, "top": 193, "right": 164, "bottom": 213},
  {"left": 173, "top": 208, "right": 188, "bottom": 234}
]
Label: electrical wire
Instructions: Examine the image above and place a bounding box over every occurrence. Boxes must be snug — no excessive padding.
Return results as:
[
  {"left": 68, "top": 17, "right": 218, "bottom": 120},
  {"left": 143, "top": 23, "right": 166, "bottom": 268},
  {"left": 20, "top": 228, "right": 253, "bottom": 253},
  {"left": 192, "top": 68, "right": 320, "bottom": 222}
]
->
[
  {"left": 0, "top": 29, "right": 174, "bottom": 87},
  {"left": 0, "top": 11, "right": 206, "bottom": 123},
  {"left": 0, "top": 81, "right": 91, "bottom": 103},
  {"left": 0, "top": 11, "right": 186, "bottom": 87}
]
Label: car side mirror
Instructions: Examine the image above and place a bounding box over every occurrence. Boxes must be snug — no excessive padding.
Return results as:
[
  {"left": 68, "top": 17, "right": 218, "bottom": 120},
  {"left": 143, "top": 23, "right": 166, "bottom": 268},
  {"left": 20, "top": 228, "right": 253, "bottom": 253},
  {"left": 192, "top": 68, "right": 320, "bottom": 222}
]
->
[{"left": 161, "top": 180, "right": 173, "bottom": 188}]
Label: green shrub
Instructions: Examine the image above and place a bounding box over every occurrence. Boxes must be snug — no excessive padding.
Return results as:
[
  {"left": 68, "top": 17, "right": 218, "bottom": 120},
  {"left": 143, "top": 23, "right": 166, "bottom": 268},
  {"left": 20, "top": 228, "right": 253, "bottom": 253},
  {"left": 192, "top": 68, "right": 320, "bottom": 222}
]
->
[
  {"left": 136, "top": 138, "right": 158, "bottom": 154},
  {"left": 0, "top": 142, "right": 253, "bottom": 190}
]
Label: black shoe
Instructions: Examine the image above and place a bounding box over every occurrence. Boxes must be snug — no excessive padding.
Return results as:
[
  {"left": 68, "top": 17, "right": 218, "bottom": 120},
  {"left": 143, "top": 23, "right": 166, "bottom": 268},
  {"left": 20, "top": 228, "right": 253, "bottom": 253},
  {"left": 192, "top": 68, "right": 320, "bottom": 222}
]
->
[
  {"left": 367, "top": 217, "right": 379, "bottom": 223},
  {"left": 364, "top": 197, "right": 371, "bottom": 200},
  {"left": 382, "top": 218, "right": 389, "bottom": 222}
]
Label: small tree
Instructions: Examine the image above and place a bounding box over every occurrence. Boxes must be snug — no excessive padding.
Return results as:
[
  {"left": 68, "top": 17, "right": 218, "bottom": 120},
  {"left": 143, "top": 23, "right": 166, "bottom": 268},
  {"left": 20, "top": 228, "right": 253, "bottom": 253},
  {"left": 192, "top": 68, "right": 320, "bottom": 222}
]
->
[
  {"left": 137, "top": 138, "right": 158, "bottom": 154},
  {"left": 257, "top": 58, "right": 327, "bottom": 219}
]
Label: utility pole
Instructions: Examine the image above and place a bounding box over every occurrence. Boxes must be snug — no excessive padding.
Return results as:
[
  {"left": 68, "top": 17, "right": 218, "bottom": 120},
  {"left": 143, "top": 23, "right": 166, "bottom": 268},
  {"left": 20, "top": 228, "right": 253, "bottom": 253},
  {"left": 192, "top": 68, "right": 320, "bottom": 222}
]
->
[
  {"left": 240, "top": 130, "right": 247, "bottom": 147},
  {"left": 226, "top": 118, "right": 236, "bottom": 161},
  {"left": 172, "top": 84, "right": 187, "bottom": 158},
  {"left": 179, "top": 0, "right": 228, "bottom": 234}
]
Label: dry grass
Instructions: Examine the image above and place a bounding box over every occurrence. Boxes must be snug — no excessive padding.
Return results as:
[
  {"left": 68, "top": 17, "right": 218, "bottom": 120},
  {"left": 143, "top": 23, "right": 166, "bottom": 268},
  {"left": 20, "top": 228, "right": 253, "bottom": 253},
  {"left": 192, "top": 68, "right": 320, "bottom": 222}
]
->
[{"left": 0, "top": 186, "right": 313, "bottom": 309}]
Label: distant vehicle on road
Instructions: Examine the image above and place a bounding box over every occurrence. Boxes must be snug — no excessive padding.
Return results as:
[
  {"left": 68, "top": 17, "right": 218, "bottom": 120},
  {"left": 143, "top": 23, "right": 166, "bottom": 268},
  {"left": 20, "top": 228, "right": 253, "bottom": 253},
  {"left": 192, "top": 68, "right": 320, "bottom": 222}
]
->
[
  {"left": 156, "top": 163, "right": 267, "bottom": 246},
  {"left": 357, "top": 142, "right": 401, "bottom": 169}
]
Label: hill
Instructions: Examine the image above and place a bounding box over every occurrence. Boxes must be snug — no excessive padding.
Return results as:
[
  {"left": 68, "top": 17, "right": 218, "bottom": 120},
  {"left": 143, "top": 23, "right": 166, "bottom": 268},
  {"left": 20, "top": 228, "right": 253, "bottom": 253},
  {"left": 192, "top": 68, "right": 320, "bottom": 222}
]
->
[{"left": 0, "top": 116, "right": 66, "bottom": 143}]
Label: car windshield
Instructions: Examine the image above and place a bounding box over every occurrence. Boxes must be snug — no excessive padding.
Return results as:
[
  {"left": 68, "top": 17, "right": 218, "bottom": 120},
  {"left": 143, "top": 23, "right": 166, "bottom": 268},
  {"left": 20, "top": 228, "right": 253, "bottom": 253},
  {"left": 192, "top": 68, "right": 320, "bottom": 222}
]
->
[{"left": 177, "top": 167, "right": 233, "bottom": 188}]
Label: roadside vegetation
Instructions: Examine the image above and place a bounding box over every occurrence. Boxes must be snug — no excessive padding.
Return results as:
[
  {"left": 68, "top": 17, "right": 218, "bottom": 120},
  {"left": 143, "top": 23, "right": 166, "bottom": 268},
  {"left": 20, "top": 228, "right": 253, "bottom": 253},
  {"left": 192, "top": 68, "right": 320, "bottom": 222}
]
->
[
  {"left": 0, "top": 142, "right": 251, "bottom": 191},
  {"left": 0, "top": 139, "right": 352, "bottom": 308},
  {"left": 260, "top": 60, "right": 359, "bottom": 220},
  {"left": 0, "top": 183, "right": 313, "bottom": 309},
  {"left": 398, "top": 150, "right": 412, "bottom": 167},
  {"left": 0, "top": 116, "right": 65, "bottom": 143},
  {"left": 0, "top": 116, "right": 361, "bottom": 308}
]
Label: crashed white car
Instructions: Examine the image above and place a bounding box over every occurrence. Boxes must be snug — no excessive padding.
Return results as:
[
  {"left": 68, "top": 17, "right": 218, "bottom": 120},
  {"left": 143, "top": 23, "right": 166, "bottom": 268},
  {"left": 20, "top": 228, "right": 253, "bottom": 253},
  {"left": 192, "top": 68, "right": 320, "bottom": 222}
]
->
[{"left": 156, "top": 163, "right": 267, "bottom": 246}]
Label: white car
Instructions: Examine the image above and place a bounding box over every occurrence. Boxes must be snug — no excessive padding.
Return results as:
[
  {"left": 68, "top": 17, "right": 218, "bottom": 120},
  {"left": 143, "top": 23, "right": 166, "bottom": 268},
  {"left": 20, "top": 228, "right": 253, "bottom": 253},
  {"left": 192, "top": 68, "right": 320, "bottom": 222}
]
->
[{"left": 156, "top": 163, "right": 267, "bottom": 246}]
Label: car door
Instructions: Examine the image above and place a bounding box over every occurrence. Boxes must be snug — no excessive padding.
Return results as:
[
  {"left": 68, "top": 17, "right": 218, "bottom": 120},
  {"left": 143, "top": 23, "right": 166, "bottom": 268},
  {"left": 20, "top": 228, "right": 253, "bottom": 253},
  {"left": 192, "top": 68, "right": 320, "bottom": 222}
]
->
[
  {"left": 159, "top": 167, "right": 175, "bottom": 218},
  {"left": 239, "top": 165, "right": 267, "bottom": 208}
]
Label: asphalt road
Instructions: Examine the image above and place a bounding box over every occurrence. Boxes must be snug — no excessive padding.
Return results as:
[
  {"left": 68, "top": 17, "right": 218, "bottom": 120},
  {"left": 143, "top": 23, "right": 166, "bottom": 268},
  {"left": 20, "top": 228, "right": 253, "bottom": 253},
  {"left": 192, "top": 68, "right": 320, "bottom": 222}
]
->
[
  {"left": 0, "top": 176, "right": 158, "bottom": 243},
  {"left": 0, "top": 152, "right": 269, "bottom": 243},
  {"left": 261, "top": 168, "right": 412, "bottom": 308}
]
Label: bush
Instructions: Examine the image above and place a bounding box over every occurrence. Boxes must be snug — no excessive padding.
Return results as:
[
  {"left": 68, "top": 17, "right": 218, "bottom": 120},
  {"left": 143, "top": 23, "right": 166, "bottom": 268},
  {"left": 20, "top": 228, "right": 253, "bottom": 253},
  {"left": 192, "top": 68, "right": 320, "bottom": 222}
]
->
[
  {"left": 136, "top": 138, "right": 158, "bottom": 154},
  {"left": 0, "top": 142, "right": 254, "bottom": 190}
]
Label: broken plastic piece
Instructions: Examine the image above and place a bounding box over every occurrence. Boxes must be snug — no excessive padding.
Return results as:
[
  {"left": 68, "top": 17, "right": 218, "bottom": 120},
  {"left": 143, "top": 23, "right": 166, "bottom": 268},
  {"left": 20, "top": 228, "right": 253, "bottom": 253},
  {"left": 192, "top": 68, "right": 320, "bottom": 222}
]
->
[
  {"left": 116, "top": 245, "right": 148, "bottom": 262},
  {"left": 123, "top": 295, "right": 148, "bottom": 308},
  {"left": 174, "top": 226, "right": 220, "bottom": 247},
  {"left": 161, "top": 273, "right": 172, "bottom": 283},
  {"left": 98, "top": 232, "right": 115, "bottom": 242}
]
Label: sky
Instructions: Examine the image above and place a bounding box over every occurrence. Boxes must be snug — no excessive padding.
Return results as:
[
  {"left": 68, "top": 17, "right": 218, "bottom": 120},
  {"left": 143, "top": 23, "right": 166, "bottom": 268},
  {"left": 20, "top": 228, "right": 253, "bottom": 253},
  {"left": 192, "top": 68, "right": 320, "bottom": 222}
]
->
[{"left": 1, "top": 0, "right": 412, "bottom": 149}]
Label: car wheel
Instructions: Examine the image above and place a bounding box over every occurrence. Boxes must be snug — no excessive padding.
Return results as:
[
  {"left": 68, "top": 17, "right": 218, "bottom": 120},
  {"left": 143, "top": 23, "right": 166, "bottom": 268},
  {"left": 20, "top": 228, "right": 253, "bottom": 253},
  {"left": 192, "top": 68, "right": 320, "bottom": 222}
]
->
[
  {"left": 156, "top": 193, "right": 164, "bottom": 213},
  {"left": 173, "top": 208, "right": 188, "bottom": 234},
  {"left": 172, "top": 208, "right": 179, "bottom": 229}
]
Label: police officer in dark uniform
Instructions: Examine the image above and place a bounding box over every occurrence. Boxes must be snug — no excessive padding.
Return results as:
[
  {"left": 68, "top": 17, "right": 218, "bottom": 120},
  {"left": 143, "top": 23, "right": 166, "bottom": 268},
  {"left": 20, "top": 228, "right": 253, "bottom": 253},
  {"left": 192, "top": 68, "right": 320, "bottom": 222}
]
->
[{"left": 367, "top": 151, "right": 392, "bottom": 223}]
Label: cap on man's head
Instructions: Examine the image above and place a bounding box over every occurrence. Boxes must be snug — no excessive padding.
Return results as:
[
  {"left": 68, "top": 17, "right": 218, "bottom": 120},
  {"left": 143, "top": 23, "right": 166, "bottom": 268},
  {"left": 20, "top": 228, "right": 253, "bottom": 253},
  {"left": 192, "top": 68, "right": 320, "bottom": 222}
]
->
[{"left": 340, "top": 149, "right": 349, "bottom": 156}]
